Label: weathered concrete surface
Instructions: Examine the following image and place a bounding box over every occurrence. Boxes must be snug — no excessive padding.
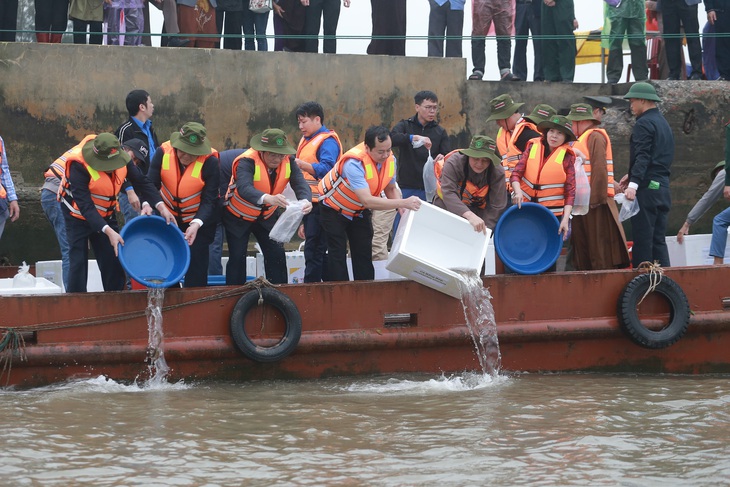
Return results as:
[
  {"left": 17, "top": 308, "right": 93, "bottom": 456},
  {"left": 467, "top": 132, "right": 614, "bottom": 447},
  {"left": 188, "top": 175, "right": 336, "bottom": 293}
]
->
[{"left": 0, "top": 42, "right": 728, "bottom": 264}]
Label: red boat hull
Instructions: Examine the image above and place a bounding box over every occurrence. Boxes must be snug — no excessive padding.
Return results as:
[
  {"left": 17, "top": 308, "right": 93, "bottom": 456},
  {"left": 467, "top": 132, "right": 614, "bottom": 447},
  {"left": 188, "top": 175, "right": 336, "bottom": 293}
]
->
[{"left": 1, "top": 266, "right": 729, "bottom": 388}]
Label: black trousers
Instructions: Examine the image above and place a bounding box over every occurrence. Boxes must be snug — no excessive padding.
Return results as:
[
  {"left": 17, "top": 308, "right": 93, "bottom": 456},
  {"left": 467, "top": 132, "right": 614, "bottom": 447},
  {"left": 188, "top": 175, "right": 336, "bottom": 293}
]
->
[
  {"left": 320, "top": 204, "right": 374, "bottom": 281},
  {"left": 427, "top": 0, "right": 464, "bottom": 58},
  {"left": 630, "top": 186, "right": 671, "bottom": 268},
  {"left": 661, "top": 0, "right": 702, "bottom": 78},
  {"left": 223, "top": 211, "right": 287, "bottom": 285},
  {"left": 64, "top": 212, "right": 126, "bottom": 293},
  {"left": 303, "top": 0, "right": 342, "bottom": 53},
  {"left": 367, "top": 0, "right": 406, "bottom": 56},
  {"left": 71, "top": 18, "right": 103, "bottom": 45},
  {"left": 35, "top": 0, "right": 69, "bottom": 33},
  {"left": 513, "top": 0, "right": 543, "bottom": 81},
  {"left": 302, "top": 202, "right": 329, "bottom": 283},
  {"left": 216, "top": 8, "right": 243, "bottom": 50},
  {"left": 714, "top": 5, "right": 730, "bottom": 78},
  {"left": 179, "top": 218, "right": 216, "bottom": 288},
  {"left": 0, "top": 0, "right": 18, "bottom": 42}
]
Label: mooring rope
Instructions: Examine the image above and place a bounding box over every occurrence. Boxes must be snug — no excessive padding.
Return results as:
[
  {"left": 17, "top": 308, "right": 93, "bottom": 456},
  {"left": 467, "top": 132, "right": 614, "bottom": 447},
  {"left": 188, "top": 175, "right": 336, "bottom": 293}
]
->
[
  {"left": 0, "top": 329, "right": 27, "bottom": 386},
  {"left": 636, "top": 261, "right": 664, "bottom": 306}
]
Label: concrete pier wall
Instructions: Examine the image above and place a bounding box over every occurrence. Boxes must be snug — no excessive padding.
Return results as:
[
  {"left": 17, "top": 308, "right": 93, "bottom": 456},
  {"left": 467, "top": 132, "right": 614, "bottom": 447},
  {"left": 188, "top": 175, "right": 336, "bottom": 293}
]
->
[{"left": 0, "top": 42, "right": 727, "bottom": 264}]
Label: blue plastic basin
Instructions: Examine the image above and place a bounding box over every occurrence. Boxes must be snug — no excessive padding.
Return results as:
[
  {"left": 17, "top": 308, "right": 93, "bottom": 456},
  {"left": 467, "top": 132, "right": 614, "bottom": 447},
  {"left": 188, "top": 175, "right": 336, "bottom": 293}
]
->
[
  {"left": 118, "top": 215, "right": 190, "bottom": 288},
  {"left": 494, "top": 202, "right": 563, "bottom": 275}
]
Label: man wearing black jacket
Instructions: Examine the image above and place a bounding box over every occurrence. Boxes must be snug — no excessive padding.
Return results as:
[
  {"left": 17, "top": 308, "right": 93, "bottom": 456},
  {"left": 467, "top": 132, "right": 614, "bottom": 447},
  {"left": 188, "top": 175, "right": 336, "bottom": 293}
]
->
[{"left": 390, "top": 90, "right": 451, "bottom": 231}]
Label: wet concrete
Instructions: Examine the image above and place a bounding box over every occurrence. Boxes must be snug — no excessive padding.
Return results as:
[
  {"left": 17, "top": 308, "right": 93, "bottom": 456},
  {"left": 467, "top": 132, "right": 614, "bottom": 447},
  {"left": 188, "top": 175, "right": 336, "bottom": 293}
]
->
[{"left": 0, "top": 42, "right": 728, "bottom": 264}]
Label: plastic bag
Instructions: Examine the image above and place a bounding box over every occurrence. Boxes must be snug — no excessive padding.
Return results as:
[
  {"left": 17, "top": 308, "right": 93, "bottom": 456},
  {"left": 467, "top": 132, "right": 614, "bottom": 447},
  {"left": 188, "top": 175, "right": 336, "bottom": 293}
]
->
[
  {"left": 412, "top": 137, "right": 425, "bottom": 149},
  {"left": 422, "top": 151, "right": 437, "bottom": 203},
  {"left": 572, "top": 157, "right": 590, "bottom": 216},
  {"left": 617, "top": 195, "right": 640, "bottom": 222},
  {"left": 13, "top": 261, "right": 36, "bottom": 288},
  {"left": 269, "top": 200, "right": 308, "bottom": 243},
  {"left": 249, "top": 0, "right": 272, "bottom": 14}
]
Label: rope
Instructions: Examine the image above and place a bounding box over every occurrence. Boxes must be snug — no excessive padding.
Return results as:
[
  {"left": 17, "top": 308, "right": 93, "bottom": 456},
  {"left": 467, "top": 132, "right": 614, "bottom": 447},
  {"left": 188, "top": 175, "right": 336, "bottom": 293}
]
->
[
  {"left": 636, "top": 261, "right": 664, "bottom": 306},
  {"left": 0, "top": 277, "right": 277, "bottom": 334},
  {"left": 0, "top": 329, "right": 27, "bottom": 386}
]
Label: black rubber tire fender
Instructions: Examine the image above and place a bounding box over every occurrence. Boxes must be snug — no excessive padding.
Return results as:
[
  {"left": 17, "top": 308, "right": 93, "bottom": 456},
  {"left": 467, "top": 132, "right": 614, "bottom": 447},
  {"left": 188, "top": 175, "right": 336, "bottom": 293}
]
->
[
  {"left": 617, "top": 274, "right": 691, "bottom": 349},
  {"left": 230, "top": 288, "right": 302, "bottom": 362}
]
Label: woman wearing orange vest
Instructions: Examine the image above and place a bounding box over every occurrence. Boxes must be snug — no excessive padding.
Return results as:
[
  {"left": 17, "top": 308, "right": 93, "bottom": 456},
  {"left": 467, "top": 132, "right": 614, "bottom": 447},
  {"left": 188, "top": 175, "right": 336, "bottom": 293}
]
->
[
  {"left": 59, "top": 133, "right": 174, "bottom": 292},
  {"left": 566, "top": 103, "right": 630, "bottom": 270},
  {"left": 432, "top": 135, "right": 508, "bottom": 234},
  {"left": 318, "top": 125, "right": 422, "bottom": 281},
  {"left": 510, "top": 115, "right": 577, "bottom": 240},
  {"left": 148, "top": 122, "right": 221, "bottom": 288},
  {"left": 223, "top": 129, "right": 312, "bottom": 285}
]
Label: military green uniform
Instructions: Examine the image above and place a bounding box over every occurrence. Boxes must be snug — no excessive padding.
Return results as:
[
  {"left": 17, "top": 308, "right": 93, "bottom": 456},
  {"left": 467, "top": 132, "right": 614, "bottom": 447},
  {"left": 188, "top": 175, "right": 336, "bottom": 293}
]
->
[
  {"left": 541, "top": 0, "right": 576, "bottom": 82},
  {"left": 605, "top": 0, "right": 647, "bottom": 83}
]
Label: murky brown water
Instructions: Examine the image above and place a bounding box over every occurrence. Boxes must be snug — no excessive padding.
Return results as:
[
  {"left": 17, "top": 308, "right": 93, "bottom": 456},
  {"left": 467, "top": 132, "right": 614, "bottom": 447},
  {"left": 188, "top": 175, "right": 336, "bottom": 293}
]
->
[{"left": 1, "top": 373, "right": 729, "bottom": 486}]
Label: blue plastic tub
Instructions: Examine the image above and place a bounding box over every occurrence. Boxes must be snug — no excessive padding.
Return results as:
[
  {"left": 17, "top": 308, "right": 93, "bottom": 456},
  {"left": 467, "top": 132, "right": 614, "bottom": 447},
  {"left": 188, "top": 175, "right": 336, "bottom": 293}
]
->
[
  {"left": 494, "top": 202, "right": 563, "bottom": 275},
  {"left": 119, "top": 215, "right": 190, "bottom": 288}
]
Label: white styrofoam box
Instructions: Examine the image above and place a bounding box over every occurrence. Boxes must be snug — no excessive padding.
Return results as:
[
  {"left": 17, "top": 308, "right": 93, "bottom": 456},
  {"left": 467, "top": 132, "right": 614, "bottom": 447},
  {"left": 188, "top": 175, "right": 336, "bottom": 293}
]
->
[
  {"left": 220, "top": 256, "right": 255, "bottom": 277},
  {"left": 255, "top": 253, "right": 266, "bottom": 278},
  {"left": 221, "top": 256, "right": 228, "bottom": 274},
  {"left": 485, "top": 238, "right": 496, "bottom": 276},
  {"left": 35, "top": 260, "right": 103, "bottom": 292},
  {"left": 0, "top": 277, "right": 63, "bottom": 295},
  {"left": 666, "top": 231, "right": 730, "bottom": 266},
  {"left": 374, "top": 258, "right": 407, "bottom": 280},
  {"left": 286, "top": 243, "right": 305, "bottom": 284},
  {"left": 386, "top": 202, "right": 490, "bottom": 299},
  {"left": 36, "top": 260, "right": 64, "bottom": 291}
]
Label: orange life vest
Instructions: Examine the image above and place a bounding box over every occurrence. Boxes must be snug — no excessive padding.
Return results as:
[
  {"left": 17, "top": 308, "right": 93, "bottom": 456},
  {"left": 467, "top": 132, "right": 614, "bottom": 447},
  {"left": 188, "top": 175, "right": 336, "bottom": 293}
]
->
[
  {"left": 46, "top": 134, "right": 96, "bottom": 182},
  {"left": 296, "top": 130, "right": 342, "bottom": 203},
  {"left": 518, "top": 139, "right": 573, "bottom": 217},
  {"left": 159, "top": 142, "right": 218, "bottom": 223},
  {"left": 225, "top": 148, "right": 292, "bottom": 221},
  {"left": 434, "top": 150, "right": 490, "bottom": 209},
  {"left": 0, "top": 138, "right": 6, "bottom": 199},
  {"left": 318, "top": 143, "right": 395, "bottom": 218},
  {"left": 571, "top": 128, "right": 615, "bottom": 197},
  {"left": 58, "top": 135, "right": 128, "bottom": 220},
  {"left": 499, "top": 120, "right": 537, "bottom": 190}
]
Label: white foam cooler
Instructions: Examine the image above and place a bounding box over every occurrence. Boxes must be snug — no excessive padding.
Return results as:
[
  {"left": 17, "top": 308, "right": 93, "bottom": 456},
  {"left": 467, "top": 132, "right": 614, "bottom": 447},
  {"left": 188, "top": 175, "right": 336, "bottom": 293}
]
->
[
  {"left": 386, "top": 202, "right": 490, "bottom": 299},
  {"left": 666, "top": 231, "right": 730, "bottom": 266},
  {"left": 0, "top": 277, "right": 63, "bottom": 296}
]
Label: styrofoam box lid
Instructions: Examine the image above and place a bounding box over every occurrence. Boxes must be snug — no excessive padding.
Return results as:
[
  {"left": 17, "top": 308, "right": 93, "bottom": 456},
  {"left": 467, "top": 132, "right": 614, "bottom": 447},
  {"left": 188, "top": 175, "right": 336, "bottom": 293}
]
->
[
  {"left": 387, "top": 202, "right": 490, "bottom": 298},
  {"left": 0, "top": 277, "right": 63, "bottom": 295}
]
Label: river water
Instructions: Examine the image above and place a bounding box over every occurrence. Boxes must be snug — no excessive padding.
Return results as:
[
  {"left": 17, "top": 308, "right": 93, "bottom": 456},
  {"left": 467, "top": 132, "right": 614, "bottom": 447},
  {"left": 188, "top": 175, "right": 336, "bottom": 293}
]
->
[{"left": 1, "top": 373, "right": 729, "bottom": 486}]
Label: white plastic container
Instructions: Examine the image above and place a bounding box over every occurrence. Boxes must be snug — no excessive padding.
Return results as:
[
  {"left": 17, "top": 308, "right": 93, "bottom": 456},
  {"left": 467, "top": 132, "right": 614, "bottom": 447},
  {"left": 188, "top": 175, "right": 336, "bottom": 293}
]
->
[
  {"left": 387, "top": 202, "right": 490, "bottom": 299},
  {"left": 35, "top": 259, "right": 104, "bottom": 292},
  {"left": 666, "top": 231, "right": 730, "bottom": 266},
  {"left": 0, "top": 277, "right": 63, "bottom": 295}
]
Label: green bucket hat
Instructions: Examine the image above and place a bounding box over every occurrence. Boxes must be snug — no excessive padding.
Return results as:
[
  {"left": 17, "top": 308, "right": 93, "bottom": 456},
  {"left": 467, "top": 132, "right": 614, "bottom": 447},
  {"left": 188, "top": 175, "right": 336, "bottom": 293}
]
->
[
  {"left": 623, "top": 82, "right": 662, "bottom": 102},
  {"left": 486, "top": 94, "right": 524, "bottom": 122},
  {"left": 250, "top": 128, "right": 296, "bottom": 155},
  {"left": 460, "top": 135, "right": 501, "bottom": 164},
  {"left": 537, "top": 115, "right": 577, "bottom": 142},
  {"left": 523, "top": 104, "right": 557, "bottom": 125},
  {"left": 566, "top": 103, "right": 599, "bottom": 122},
  {"left": 711, "top": 161, "right": 726, "bottom": 180},
  {"left": 170, "top": 122, "right": 213, "bottom": 156},
  {"left": 81, "top": 133, "right": 131, "bottom": 172}
]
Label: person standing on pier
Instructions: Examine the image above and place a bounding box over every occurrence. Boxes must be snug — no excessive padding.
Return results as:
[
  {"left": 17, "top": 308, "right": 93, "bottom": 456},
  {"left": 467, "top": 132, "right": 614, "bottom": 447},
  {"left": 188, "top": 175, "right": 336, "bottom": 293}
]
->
[
  {"left": 619, "top": 82, "right": 674, "bottom": 267},
  {"left": 0, "top": 134, "right": 20, "bottom": 242}
]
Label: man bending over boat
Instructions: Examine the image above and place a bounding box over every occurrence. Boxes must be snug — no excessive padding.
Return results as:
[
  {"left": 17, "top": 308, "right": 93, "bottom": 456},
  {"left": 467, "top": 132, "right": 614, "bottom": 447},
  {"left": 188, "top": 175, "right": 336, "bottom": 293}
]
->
[
  {"left": 432, "top": 135, "right": 508, "bottom": 234},
  {"left": 222, "top": 129, "right": 312, "bottom": 285},
  {"left": 318, "top": 125, "right": 422, "bottom": 281},
  {"left": 58, "top": 133, "right": 175, "bottom": 292}
]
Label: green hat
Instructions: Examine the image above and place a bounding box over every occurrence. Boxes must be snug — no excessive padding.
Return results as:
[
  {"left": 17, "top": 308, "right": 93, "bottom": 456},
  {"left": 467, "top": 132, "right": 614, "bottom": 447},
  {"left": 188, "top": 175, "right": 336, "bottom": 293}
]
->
[
  {"left": 623, "top": 82, "right": 662, "bottom": 102},
  {"left": 583, "top": 95, "right": 613, "bottom": 110},
  {"left": 566, "top": 103, "right": 599, "bottom": 122},
  {"left": 524, "top": 104, "right": 557, "bottom": 125},
  {"left": 460, "top": 135, "right": 501, "bottom": 165},
  {"left": 170, "top": 122, "right": 213, "bottom": 156},
  {"left": 537, "top": 115, "right": 577, "bottom": 142},
  {"left": 81, "top": 133, "right": 131, "bottom": 172},
  {"left": 486, "top": 94, "right": 524, "bottom": 122},
  {"left": 250, "top": 128, "right": 296, "bottom": 155},
  {"left": 711, "top": 161, "right": 726, "bottom": 180}
]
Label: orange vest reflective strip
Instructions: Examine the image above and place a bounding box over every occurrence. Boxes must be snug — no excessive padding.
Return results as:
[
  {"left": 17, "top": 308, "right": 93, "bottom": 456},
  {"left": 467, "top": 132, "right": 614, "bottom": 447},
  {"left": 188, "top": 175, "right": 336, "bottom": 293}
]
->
[
  {"left": 159, "top": 142, "right": 213, "bottom": 223},
  {"left": 46, "top": 134, "right": 96, "bottom": 183},
  {"left": 520, "top": 139, "right": 570, "bottom": 217},
  {"left": 434, "top": 150, "right": 489, "bottom": 209},
  {"left": 496, "top": 127, "right": 511, "bottom": 162},
  {"left": 296, "top": 130, "right": 342, "bottom": 203},
  {"left": 500, "top": 121, "right": 537, "bottom": 190},
  {"left": 226, "top": 148, "right": 292, "bottom": 221},
  {"left": 58, "top": 135, "right": 127, "bottom": 220},
  {"left": 318, "top": 143, "right": 395, "bottom": 218},
  {"left": 573, "top": 128, "right": 615, "bottom": 197}
]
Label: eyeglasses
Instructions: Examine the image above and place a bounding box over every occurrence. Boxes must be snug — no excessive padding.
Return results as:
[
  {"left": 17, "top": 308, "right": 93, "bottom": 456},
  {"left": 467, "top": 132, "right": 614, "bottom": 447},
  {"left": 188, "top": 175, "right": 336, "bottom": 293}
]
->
[{"left": 420, "top": 105, "right": 439, "bottom": 112}]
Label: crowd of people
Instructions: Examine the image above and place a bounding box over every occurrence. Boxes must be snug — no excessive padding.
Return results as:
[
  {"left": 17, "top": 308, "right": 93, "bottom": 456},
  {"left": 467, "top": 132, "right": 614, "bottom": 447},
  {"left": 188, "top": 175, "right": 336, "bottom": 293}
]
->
[
  {"left": 1, "top": 81, "right": 729, "bottom": 290},
  {"left": 0, "top": 1, "right": 728, "bottom": 81}
]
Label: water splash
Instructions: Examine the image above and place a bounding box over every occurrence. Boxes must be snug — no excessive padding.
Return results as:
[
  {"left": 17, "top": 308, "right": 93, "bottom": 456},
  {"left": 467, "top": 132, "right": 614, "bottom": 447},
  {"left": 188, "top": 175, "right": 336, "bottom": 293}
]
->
[
  {"left": 455, "top": 269, "right": 501, "bottom": 376},
  {"left": 145, "top": 287, "right": 169, "bottom": 385}
]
